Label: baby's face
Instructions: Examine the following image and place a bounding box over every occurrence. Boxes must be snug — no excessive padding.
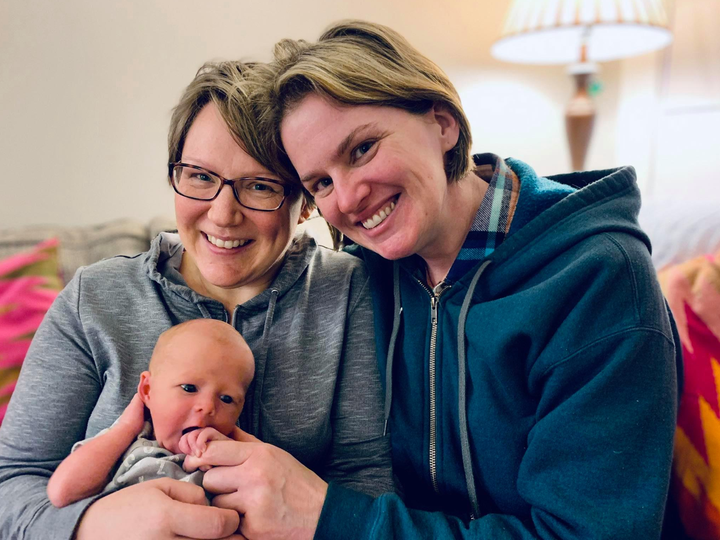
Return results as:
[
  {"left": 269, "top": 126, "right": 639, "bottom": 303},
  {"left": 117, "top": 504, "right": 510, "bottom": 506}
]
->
[{"left": 139, "top": 330, "right": 253, "bottom": 454}]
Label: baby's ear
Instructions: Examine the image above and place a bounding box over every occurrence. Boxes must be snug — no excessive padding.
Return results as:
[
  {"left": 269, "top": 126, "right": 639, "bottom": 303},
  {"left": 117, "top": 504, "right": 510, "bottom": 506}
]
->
[{"left": 137, "top": 371, "right": 152, "bottom": 406}]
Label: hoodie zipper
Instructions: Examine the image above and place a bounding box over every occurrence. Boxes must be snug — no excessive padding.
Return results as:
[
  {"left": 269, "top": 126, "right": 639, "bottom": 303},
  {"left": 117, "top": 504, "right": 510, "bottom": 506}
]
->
[{"left": 418, "top": 278, "right": 450, "bottom": 495}]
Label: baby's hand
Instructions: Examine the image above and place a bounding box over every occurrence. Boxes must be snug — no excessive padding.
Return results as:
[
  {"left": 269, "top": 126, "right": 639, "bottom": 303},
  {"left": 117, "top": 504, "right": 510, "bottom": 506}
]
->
[
  {"left": 180, "top": 427, "right": 231, "bottom": 472},
  {"left": 115, "top": 393, "right": 145, "bottom": 436}
]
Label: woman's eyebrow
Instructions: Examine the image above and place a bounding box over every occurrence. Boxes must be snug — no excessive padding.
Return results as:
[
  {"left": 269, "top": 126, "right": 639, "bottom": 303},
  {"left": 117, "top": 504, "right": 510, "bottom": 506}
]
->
[
  {"left": 300, "top": 123, "right": 378, "bottom": 184},
  {"left": 336, "top": 123, "right": 376, "bottom": 158}
]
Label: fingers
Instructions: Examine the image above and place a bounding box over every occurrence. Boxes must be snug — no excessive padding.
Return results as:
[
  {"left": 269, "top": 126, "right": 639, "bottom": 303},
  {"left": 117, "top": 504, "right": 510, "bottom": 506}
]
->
[
  {"left": 183, "top": 454, "right": 202, "bottom": 473},
  {"left": 210, "top": 491, "right": 246, "bottom": 513},
  {"left": 231, "top": 426, "right": 260, "bottom": 443},
  {"left": 196, "top": 427, "right": 227, "bottom": 454},
  {"left": 181, "top": 428, "right": 230, "bottom": 459},
  {"left": 202, "top": 465, "right": 247, "bottom": 496},
  {"left": 170, "top": 503, "right": 240, "bottom": 539},
  {"left": 117, "top": 393, "right": 146, "bottom": 432},
  {"left": 153, "top": 480, "right": 240, "bottom": 538},
  {"left": 75, "top": 479, "right": 240, "bottom": 540},
  {"left": 178, "top": 433, "right": 191, "bottom": 456},
  {"left": 188, "top": 440, "right": 256, "bottom": 468},
  {"left": 179, "top": 430, "right": 201, "bottom": 457},
  {"left": 154, "top": 477, "right": 208, "bottom": 505}
]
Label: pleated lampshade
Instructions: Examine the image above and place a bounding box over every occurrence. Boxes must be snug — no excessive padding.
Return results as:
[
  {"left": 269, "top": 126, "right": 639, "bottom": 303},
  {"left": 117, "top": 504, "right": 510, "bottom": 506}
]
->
[{"left": 492, "top": 0, "right": 673, "bottom": 64}]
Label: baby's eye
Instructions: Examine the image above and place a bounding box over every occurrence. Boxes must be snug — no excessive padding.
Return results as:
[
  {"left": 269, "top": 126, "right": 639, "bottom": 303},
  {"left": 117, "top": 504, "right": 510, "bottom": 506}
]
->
[
  {"left": 219, "top": 395, "right": 234, "bottom": 404},
  {"left": 180, "top": 384, "right": 197, "bottom": 393}
]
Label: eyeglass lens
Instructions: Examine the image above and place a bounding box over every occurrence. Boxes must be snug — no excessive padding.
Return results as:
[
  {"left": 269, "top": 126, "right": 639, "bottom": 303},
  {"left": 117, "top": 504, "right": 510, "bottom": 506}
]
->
[{"left": 172, "top": 165, "right": 285, "bottom": 211}]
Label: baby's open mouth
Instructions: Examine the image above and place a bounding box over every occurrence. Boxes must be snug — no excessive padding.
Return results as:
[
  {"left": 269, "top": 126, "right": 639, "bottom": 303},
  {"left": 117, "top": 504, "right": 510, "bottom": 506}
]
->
[{"left": 182, "top": 426, "right": 201, "bottom": 435}]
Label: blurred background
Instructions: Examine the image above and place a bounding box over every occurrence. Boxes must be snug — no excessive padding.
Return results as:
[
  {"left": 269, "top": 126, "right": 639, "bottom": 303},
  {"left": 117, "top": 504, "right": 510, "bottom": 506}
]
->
[{"left": 0, "top": 0, "right": 718, "bottom": 228}]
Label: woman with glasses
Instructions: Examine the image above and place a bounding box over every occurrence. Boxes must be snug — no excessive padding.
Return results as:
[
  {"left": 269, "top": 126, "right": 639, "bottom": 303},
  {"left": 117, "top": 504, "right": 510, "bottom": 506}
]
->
[{"left": 0, "top": 61, "right": 393, "bottom": 540}]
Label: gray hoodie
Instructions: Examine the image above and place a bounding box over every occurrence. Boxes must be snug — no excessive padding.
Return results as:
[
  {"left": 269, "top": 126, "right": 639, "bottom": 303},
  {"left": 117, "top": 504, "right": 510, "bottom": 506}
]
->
[{"left": 0, "top": 232, "right": 393, "bottom": 540}]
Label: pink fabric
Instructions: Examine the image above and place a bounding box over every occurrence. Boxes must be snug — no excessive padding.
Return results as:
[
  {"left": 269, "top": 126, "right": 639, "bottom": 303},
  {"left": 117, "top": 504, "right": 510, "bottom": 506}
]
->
[
  {"left": 0, "top": 238, "right": 62, "bottom": 425},
  {"left": 660, "top": 250, "right": 720, "bottom": 539}
]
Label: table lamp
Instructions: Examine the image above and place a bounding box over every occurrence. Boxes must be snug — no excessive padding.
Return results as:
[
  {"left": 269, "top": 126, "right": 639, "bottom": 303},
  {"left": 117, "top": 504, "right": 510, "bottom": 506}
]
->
[{"left": 491, "top": 0, "right": 673, "bottom": 171}]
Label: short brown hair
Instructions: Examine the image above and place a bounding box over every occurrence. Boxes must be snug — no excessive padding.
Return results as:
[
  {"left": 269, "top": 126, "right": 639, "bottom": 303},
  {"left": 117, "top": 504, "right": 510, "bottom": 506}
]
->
[
  {"left": 260, "top": 20, "right": 473, "bottom": 184},
  {"left": 168, "top": 61, "right": 304, "bottom": 201}
]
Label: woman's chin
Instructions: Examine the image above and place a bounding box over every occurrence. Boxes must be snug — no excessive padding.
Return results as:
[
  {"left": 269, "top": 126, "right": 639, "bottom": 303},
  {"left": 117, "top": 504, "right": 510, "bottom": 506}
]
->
[{"left": 351, "top": 236, "right": 413, "bottom": 261}]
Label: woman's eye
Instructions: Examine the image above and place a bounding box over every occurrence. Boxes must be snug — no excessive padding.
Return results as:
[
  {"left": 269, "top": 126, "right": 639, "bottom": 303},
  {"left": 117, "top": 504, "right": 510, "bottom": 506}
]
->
[
  {"left": 309, "top": 178, "right": 333, "bottom": 198},
  {"left": 190, "top": 173, "right": 213, "bottom": 183},
  {"left": 352, "top": 140, "right": 375, "bottom": 162},
  {"left": 242, "top": 180, "right": 283, "bottom": 195},
  {"left": 180, "top": 384, "right": 197, "bottom": 393},
  {"left": 219, "top": 395, "right": 234, "bottom": 404},
  {"left": 313, "top": 178, "right": 333, "bottom": 196}
]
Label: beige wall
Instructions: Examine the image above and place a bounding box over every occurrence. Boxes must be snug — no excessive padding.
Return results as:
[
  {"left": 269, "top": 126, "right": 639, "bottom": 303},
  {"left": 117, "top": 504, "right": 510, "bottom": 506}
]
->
[{"left": 1, "top": 0, "right": 712, "bottom": 229}]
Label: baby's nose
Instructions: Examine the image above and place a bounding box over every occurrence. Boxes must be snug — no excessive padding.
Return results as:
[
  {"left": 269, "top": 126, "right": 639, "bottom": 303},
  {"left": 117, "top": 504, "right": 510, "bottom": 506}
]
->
[{"left": 194, "top": 397, "right": 215, "bottom": 415}]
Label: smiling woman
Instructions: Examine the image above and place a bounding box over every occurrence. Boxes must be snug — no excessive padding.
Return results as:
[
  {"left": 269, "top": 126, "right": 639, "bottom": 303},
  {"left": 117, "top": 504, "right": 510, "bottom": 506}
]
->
[
  {"left": 0, "top": 61, "right": 393, "bottom": 540},
  {"left": 232, "top": 19, "right": 683, "bottom": 540},
  {"left": 173, "top": 102, "right": 309, "bottom": 308}
]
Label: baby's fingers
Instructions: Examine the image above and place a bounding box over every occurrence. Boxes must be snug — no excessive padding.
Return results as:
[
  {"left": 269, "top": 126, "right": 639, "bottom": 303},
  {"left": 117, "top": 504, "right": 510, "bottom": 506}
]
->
[{"left": 179, "top": 430, "right": 200, "bottom": 456}]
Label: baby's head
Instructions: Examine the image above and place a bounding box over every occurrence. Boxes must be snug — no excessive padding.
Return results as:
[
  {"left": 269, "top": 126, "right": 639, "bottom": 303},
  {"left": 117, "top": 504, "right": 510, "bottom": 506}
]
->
[{"left": 137, "top": 319, "right": 255, "bottom": 454}]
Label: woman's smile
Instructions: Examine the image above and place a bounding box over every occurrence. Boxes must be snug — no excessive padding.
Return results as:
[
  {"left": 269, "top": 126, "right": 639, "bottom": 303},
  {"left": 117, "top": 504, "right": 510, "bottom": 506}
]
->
[
  {"left": 204, "top": 233, "right": 252, "bottom": 250},
  {"left": 360, "top": 197, "right": 397, "bottom": 230}
]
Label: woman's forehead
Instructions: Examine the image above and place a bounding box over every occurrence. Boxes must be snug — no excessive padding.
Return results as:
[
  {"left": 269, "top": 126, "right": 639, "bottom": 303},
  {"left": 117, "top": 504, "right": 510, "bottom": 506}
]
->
[{"left": 182, "top": 104, "right": 277, "bottom": 179}]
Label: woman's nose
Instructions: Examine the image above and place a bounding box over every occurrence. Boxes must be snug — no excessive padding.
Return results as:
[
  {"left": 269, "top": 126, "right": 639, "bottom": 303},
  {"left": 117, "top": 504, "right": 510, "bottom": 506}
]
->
[
  {"left": 207, "top": 183, "right": 244, "bottom": 227},
  {"left": 335, "top": 172, "right": 371, "bottom": 216}
]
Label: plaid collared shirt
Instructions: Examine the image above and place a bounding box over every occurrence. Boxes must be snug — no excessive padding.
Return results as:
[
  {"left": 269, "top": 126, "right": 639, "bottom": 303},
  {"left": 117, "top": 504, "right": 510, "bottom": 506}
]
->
[{"left": 444, "top": 153, "right": 520, "bottom": 284}]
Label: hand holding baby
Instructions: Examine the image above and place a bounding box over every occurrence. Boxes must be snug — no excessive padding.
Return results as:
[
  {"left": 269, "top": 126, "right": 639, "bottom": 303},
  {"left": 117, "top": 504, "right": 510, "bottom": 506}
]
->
[{"left": 116, "top": 393, "right": 146, "bottom": 435}]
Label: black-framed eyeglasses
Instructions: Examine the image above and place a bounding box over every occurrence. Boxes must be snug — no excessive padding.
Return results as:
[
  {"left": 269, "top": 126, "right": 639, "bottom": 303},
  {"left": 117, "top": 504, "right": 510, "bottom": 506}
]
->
[{"left": 169, "top": 163, "right": 291, "bottom": 212}]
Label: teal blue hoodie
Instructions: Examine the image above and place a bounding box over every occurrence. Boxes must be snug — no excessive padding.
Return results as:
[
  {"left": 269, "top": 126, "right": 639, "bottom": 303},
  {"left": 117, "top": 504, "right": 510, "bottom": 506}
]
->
[{"left": 318, "top": 159, "right": 682, "bottom": 539}]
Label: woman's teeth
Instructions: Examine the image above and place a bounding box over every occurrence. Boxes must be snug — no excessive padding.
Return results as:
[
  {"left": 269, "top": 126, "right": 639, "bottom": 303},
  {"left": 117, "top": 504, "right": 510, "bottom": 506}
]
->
[
  {"left": 362, "top": 201, "right": 396, "bottom": 230},
  {"left": 207, "top": 234, "right": 249, "bottom": 249}
]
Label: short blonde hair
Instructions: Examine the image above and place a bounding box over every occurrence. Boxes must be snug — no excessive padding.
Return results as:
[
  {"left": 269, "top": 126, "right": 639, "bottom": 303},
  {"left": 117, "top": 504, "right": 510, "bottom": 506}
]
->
[
  {"left": 260, "top": 20, "right": 473, "bottom": 184},
  {"left": 168, "top": 61, "right": 308, "bottom": 209}
]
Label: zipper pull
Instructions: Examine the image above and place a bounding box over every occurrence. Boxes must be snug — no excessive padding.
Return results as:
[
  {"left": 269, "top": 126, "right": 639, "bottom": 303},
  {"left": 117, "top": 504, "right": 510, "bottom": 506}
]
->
[{"left": 430, "top": 295, "right": 439, "bottom": 325}]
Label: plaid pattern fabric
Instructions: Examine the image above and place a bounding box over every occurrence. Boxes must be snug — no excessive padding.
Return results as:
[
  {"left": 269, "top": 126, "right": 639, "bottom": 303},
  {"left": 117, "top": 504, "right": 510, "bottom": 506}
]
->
[{"left": 445, "top": 154, "right": 520, "bottom": 284}]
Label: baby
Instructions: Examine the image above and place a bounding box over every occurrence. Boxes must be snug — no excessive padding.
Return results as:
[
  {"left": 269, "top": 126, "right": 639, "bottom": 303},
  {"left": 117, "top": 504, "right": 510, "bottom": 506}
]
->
[{"left": 47, "top": 318, "right": 255, "bottom": 508}]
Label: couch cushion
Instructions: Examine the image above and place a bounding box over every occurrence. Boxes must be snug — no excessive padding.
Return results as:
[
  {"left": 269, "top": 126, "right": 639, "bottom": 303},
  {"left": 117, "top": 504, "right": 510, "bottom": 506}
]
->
[{"left": 0, "top": 219, "right": 158, "bottom": 283}]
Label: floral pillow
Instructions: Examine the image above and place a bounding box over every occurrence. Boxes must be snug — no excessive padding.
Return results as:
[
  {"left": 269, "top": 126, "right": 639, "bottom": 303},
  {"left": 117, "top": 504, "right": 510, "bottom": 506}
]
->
[{"left": 0, "top": 238, "right": 63, "bottom": 425}]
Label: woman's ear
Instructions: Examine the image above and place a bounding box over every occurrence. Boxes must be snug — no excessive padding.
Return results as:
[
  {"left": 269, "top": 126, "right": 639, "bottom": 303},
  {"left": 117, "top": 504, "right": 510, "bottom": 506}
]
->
[
  {"left": 297, "top": 200, "right": 314, "bottom": 225},
  {"left": 137, "top": 371, "right": 152, "bottom": 406},
  {"left": 431, "top": 103, "right": 460, "bottom": 152}
]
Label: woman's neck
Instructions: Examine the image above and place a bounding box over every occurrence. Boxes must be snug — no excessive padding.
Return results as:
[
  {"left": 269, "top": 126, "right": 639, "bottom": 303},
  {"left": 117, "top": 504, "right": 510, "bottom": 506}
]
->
[
  {"left": 179, "top": 255, "right": 277, "bottom": 315},
  {"left": 421, "top": 172, "right": 488, "bottom": 288}
]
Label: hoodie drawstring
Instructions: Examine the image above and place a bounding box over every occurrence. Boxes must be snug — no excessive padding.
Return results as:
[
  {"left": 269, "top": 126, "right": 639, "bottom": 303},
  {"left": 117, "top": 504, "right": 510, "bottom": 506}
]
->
[
  {"left": 383, "top": 262, "right": 402, "bottom": 436},
  {"left": 457, "top": 260, "right": 491, "bottom": 520},
  {"left": 250, "top": 288, "right": 279, "bottom": 435},
  {"left": 386, "top": 259, "right": 491, "bottom": 521},
  {"left": 197, "top": 303, "right": 211, "bottom": 319}
]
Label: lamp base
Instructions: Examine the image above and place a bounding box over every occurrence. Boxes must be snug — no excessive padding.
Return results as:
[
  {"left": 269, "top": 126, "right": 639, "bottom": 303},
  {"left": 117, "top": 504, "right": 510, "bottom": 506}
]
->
[{"left": 565, "top": 63, "right": 597, "bottom": 171}]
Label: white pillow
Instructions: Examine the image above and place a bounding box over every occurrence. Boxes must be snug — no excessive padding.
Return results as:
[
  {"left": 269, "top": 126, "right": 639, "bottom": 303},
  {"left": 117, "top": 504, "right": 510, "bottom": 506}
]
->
[{"left": 639, "top": 197, "right": 720, "bottom": 270}]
